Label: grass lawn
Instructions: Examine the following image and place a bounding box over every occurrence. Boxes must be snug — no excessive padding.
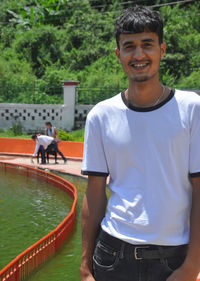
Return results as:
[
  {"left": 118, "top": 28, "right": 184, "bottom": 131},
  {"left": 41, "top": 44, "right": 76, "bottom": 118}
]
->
[
  {"left": 0, "top": 132, "right": 30, "bottom": 138},
  {"left": 0, "top": 128, "right": 85, "bottom": 141}
]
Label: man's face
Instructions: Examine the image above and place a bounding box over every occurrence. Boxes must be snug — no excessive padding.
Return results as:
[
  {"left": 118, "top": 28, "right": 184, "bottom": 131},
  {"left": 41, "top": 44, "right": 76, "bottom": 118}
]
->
[{"left": 115, "top": 32, "right": 166, "bottom": 83}]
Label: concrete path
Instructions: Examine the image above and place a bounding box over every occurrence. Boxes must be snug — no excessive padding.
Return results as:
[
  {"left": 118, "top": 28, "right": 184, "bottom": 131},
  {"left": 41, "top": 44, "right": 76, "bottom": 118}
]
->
[{"left": 0, "top": 155, "right": 84, "bottom": 178}]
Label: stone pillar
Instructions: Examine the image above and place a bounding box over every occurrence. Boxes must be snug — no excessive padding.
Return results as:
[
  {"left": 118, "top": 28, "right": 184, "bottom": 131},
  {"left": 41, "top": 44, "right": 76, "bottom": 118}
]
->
[{"left": 62, "top": 80, "right": 79, "bottom": 130}]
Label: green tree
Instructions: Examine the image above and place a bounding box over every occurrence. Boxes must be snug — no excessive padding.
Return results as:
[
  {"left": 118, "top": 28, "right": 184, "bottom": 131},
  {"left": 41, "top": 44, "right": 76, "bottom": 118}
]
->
[
  {"left": 160, "top": 3, "right": 200, "bottom": 83},
  {"left": 0, "top": 0, "right": 199, "bottom": 105},
  {"left": 14, "top": 26, "right": 63, "bottom": 77},
  {"left": 0, "top": 53, "right": 35, "bottom": 103}
]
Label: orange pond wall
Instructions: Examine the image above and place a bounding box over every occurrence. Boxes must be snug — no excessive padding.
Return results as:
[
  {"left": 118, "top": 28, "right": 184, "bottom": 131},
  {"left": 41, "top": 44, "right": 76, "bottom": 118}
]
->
[
  {"left": 0, "top": 138, "right": 83, "bottom": 158},
  {"left": 0, "top": 162, "right": 77, "bottom": 281}
]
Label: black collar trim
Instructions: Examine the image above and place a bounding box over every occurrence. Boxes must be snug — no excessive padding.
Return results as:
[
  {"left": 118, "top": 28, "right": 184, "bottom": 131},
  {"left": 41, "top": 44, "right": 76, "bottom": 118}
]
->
[{"left": 121, "top": 89, "right": 175, "bottom": 112}]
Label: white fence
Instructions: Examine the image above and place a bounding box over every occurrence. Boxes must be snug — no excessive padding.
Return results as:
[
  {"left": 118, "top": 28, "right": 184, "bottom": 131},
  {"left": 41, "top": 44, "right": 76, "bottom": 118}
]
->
[
  {"left": 75, "top": 104, "right": 94, "bottom": 129},
  {"left": 2, "top": 84, "right": 197, "bottom": 133},
  {"left": 0, "top": 103, "right": 94, "bottom": 132},
  {"left": 0, "top": 81, "right": 94, "bottom": 132},
  {"left": 0, "top": 103, "right": 65, "bottom": 133}
]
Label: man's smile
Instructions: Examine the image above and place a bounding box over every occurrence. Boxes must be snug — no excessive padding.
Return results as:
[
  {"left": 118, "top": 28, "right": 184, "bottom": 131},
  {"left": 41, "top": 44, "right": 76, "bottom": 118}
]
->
[{"left": 129, "top": 61, "right": 150, "bottom": 71}]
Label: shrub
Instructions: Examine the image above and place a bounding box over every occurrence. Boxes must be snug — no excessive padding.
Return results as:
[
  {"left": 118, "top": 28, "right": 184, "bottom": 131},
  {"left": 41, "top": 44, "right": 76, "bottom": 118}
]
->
[
  {"left": 70, "top": 128, "right": 85, "bottom": 142},
  {"left": 11, "top": 122, "right": 23, "bottom": 136},
  {"left": 57, "top": 128, "right": 84, "bottom": 142},
  {"left": 57, "top": 129, "right": 74, "bottom": 141}
]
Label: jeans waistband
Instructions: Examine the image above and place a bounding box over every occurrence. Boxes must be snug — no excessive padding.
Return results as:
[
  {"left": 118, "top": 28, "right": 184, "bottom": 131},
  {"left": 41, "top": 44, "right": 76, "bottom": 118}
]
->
[{"left": 98, "top": 229, "right": 188, "bottom": 260}]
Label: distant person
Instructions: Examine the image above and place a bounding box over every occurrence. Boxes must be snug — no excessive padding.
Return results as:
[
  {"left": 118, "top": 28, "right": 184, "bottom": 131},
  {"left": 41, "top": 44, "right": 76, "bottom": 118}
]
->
[
  {"left": 45, "top": 122, "right": 58, "bottom": 138},
  {"left": 31, "top": 134, "right": 55, "bottom": 164},
  {"left": 45, "top": 122, "right": 67, "bottom": 164}
]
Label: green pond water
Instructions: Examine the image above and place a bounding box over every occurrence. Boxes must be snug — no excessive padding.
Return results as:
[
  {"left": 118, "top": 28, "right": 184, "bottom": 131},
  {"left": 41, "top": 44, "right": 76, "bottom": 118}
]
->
[
  {"left": 26, "top": 173, "right": 87, "bottom": 281},
  {"left": 0, "top": 167, "right": 73, "bottom": 270},
  {"left": 0, "top": 166, "right": 87, "bottom": 281}
]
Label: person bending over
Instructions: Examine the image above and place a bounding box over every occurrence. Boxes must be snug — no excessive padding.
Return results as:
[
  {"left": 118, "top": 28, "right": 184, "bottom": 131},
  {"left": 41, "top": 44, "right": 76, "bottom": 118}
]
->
[{"left": 31, "top": 134, "right": 55, "bottom": 164}]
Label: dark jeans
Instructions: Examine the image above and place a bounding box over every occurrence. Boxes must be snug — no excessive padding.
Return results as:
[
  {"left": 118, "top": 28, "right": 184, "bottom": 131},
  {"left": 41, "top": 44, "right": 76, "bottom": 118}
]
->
[
  {"left": 46, "top": 142, "right": 66, "bottom": 162},
  {"left": 93, "top": 230, "right": 187, "bottom": 281},
  {"left": 37, "top": 145, "right": 46, "bottom": 164},
  {"left": 46, "top": 143, "right": 57, "bottom": 162},
  {"left": 54, "top": 142, "right": 66, "bottom": 161}
]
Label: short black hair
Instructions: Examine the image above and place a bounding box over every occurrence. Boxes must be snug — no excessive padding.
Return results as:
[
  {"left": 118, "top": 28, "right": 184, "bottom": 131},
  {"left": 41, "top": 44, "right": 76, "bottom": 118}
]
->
[
  {"left": 114, "top": 6, "right": 164, "bottom": 49},
  {"left": 45, "top": 122, "right": 52, "bottom": 126},
  {"left": 31, "top": 134, "right": 37, "bottom": 140}
]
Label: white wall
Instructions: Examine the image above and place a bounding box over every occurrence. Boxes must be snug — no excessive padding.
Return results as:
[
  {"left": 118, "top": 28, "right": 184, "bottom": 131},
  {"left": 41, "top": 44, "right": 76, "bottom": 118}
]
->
[
  {"left": 0, "top": 102, "right": 94, "bottom": 132},
  {"left": 0, "top": 103, "right": 66, "bottom": 133},
  {"left": 75, "top": 104, "right": 94, "bottom": 129},
  {"left": 0, "top": 81, "right": 80, "bottom": 133},
  {"left": 1, "top": 87, "right": 200, "bottom": 133}
]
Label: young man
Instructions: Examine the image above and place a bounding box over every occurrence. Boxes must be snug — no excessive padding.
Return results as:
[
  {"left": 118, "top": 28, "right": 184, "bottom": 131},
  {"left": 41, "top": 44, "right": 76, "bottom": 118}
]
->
[
  {"left": 32, "top": 134, "right": 55, "bottom": 164},
  {"left": 81, "top": 6, "right": 200, "bottom": 281},
  {"left": 45, "top": 122, "right": 67, "bottom": 164}
]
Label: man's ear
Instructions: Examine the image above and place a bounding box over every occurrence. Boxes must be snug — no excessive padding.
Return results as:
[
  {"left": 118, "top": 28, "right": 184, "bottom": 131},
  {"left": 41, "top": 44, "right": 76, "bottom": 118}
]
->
[
  {"left": 115, "top": 48, "right": 121, "bottom": 64},
  {"left": 160, "top": 42, "right": 166, "bottom": 59}
]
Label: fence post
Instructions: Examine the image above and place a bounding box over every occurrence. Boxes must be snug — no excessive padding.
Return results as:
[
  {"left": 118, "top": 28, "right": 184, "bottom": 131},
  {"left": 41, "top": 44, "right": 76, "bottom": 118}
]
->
[{"left": 62, "top": 81, "right": 79, "bottom": 131}]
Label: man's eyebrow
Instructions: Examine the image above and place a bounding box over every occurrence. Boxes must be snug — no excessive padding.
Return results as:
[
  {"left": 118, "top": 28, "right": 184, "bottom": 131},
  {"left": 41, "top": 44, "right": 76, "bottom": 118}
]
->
[
  {"left": 122, "top": 41, "right": 134, "bottom": 47},
  {"left": 141, "top": 38, "right": 155, "bottom": 43},
  {"left": 122, "top": 38, "right": 155, "bottom": 46}
]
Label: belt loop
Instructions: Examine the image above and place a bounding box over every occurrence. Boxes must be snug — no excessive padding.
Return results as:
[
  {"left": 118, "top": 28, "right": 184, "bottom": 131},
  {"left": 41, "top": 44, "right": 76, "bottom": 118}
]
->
[
  {"left": 158, "top": 246, "right": 165, "bottom": 264},
  {"left": 119, "top": 242, "right": 125, "bottom": 259}
]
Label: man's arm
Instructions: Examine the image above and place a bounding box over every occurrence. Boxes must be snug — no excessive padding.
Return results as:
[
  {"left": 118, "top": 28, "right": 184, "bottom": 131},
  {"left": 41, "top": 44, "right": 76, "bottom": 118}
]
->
[
  {"left": 167, "top": 176, "right": 200, "bottom": 281},
  {"left": 54, "top": 127, "right": 58, "bottom": 137},
  {"left": 33, "top": 142, "right": 40, "bottom": 157},
  {"left": 80, "top": 175, "right": 107, "bottom": 281}
]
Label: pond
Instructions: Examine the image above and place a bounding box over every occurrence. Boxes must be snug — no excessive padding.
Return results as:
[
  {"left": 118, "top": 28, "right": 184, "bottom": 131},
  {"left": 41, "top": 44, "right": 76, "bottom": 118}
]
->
[
  {"left": 26, "top": 173, "right": 87, "bottom": 281},
  {"left": 0, "top": 167, "right": 73, "bottom": 270}
]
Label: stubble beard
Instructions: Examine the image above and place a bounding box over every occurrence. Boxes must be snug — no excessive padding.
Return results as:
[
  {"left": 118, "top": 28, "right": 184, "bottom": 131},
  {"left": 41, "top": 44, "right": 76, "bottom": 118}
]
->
[
  {"left": 132, "top": 76, "right": 149, "bottom": 83},
  {"left": 130, "top": 71, "right": 158, "bottom": 83}
]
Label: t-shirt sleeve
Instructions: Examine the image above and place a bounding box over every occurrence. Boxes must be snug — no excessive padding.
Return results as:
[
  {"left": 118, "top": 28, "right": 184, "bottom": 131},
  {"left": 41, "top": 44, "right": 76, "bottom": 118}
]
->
[
  {"left": 189, "top": 102, "right": 200, "bottom": 178},
  {"left": 81, "top": 112, "right": 109, "bottom": 177}
]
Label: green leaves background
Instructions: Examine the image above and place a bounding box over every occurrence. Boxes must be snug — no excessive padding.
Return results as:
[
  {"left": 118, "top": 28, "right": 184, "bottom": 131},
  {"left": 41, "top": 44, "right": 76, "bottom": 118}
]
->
[{"left": 0, "top": 0, "right": 199, "bottom": 105}]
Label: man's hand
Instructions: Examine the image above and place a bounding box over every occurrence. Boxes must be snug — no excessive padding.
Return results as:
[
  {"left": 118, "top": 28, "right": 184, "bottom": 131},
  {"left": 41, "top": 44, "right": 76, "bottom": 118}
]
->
[
  {"left": 80, "top": 267, "right": 95, "bottom": 281},
  {"left": 81, "top": 277, "right": 95, "bottom": 281},
  {"left": 170, "top": 176, "right": 200, "bottom": 281},
  {"left": 166, "top": 264, "right": 199, "bottom": 281},
  {"left": 81, "top": 175, "right": 107, "bottom": 281}
]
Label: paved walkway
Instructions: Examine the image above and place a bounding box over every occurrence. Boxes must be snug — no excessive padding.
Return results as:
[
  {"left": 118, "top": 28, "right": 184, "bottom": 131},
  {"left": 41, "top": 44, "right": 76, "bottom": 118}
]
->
[{"left": 0, "top": 154, "right": 84, "bottom": 178}]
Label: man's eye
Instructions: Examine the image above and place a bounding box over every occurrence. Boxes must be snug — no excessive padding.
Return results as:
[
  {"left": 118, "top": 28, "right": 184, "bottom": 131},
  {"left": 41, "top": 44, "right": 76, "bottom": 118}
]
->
[
  {"left": 143, "top": 43, "right": 152, "bottom": 47},
  {"left": 125, "top": 45, "right": 134, "bottom": 49}
]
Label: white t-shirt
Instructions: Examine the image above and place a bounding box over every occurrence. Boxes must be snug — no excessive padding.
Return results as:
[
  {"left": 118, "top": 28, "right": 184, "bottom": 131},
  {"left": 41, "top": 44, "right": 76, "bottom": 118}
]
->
[
  {"left": 82, "top": 89, "right": 200, "bottom": 246},
  {"left": 33, "top": 135, "right": 54, "bottom": 156}
]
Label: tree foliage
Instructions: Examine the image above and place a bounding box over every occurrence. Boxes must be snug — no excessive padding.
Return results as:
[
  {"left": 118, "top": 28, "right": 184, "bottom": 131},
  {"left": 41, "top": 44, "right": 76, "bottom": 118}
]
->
[{"left": 0, "top": 0, "right": 199, "bottom": 104}]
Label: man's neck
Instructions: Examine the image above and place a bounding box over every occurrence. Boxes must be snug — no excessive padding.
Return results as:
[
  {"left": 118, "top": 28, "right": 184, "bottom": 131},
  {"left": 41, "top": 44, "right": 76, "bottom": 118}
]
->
[{"left": 126, "top": 80, "right": 166, "bottom": 108}]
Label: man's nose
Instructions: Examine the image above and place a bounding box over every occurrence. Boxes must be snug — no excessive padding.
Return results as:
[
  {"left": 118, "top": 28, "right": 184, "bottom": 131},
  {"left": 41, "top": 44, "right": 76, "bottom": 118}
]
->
[{"left": 134, "top": 46, "right": 145, "bottom": 60}]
